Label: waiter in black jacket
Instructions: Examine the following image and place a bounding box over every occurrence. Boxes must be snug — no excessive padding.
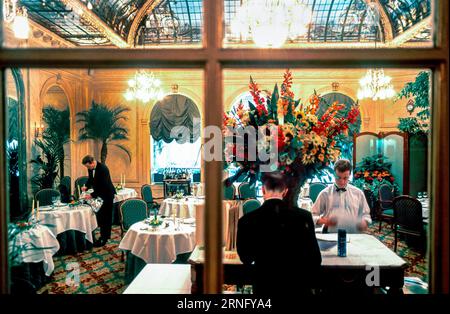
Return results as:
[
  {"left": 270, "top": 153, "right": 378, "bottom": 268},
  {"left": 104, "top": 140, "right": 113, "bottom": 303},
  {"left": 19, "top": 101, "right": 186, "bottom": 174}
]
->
[
  {"left": 82, "top": 155, "right": 116, "bottom": 247},
  {"left": 237, "top": 172, "right": 322, "bottom": 294}
]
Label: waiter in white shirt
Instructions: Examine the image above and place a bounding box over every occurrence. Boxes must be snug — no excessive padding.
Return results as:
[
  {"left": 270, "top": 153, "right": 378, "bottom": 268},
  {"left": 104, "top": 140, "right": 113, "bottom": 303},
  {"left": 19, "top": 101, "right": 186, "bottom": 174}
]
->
[{"left": 311, "top": 159, "right": 371, "bottom": 233}]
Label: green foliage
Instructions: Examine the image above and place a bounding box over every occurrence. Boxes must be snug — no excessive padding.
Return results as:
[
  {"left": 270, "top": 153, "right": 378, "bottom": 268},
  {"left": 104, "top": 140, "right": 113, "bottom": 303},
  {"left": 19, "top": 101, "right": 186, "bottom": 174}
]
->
[
  {"left": 352, "top": 154, "right": 400, "bottom": 205},
  {"left": 398, "top": 117, "right": 427, "bottom": 135},
  {"left": 354, "top": 154, "right": 392, "bottom": 173},
  {"left": 30, "top": 137, "right": 63, "bottom": 191},
  {"left": 76, "top": 101, "right": 131, "bottom": 164},
  {"left": 42, "top": 105, "right": 71, "bottom": 178},
  {"left": 396, "top": 71, "right": 430, "bottom": 136}
]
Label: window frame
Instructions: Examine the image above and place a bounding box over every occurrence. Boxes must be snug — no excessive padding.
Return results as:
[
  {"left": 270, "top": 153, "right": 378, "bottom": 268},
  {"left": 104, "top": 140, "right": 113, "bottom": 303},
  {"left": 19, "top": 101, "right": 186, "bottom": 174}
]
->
[{"left": 0, "top": 0, "right": 448, "bottom": 294}]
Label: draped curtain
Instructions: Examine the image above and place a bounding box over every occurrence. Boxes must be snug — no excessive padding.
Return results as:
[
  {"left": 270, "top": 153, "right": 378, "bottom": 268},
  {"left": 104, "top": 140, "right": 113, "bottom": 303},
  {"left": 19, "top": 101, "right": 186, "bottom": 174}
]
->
[{"left": 150, "top": 94, "right": 200, "bottom": 143}]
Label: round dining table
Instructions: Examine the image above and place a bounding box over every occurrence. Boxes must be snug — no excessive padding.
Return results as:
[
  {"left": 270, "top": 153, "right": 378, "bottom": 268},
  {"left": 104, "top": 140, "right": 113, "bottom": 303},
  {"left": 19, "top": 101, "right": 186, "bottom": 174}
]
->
[{"left": 38, "top": 203, "right": 98, "bottom": 255}]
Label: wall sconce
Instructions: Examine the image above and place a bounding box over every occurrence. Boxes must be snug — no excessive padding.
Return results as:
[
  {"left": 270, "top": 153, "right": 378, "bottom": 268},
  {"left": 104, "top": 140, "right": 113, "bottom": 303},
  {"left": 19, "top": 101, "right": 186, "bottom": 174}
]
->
[
  {"left": 331, "top": 82, "right": 340, "bottom": 92},
  {"left": 171, "top": 84, "right": 179, "bottom": 94},
  {"left": 34, "top": 122, "right": 44, "bottom": 138},
  {"left": 406, "top": 99, "right": 415, "bottom": 115}
]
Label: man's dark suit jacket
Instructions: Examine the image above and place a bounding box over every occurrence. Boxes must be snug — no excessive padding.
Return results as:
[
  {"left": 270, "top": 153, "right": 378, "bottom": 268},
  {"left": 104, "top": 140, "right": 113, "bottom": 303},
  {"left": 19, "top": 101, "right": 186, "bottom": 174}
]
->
[
  {"left": 237, "top": 198, "right": 322, "bottom": 294},
  {"left": 86, "top": 161, "right": 116, "bottom": 201}
]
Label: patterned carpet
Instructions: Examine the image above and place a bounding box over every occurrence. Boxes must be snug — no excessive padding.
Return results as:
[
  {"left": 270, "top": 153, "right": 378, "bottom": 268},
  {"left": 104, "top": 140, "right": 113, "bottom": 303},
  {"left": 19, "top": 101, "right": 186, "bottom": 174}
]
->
[{"left": 37, "top": 222, "right": 428, "bottom": 294}]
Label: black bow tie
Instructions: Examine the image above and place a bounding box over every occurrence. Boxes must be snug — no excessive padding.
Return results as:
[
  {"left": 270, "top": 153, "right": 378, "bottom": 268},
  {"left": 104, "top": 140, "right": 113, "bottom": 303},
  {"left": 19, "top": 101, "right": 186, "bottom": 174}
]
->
[{"left": 336, "top": 187, "right": 347, "bottom": 192}]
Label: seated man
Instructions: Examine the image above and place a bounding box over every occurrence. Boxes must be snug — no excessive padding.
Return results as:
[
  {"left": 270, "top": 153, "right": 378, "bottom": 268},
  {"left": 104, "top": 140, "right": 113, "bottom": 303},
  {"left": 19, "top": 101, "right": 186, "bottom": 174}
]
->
[
  {"left": 312, "top": 159, "right": 372, "bottom": 233},
  {"left": 236, "top": 172, "right": 322, "bottom": 294}
]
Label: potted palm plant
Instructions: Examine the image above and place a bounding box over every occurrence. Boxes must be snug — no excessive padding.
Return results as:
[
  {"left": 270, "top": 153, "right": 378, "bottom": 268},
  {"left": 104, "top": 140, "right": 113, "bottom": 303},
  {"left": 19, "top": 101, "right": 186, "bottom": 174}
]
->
[
  {"left": 76, "top": 101, "right": 131, "bottom": 164},
  {"left": 41, "top": 106, "right": 71, "bottom": 179}
]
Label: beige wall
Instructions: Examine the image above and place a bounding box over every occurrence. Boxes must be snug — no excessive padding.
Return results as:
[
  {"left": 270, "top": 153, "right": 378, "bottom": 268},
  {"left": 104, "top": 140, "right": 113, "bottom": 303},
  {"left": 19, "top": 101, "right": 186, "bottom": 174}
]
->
[{"left": 17, "top": 65, "right": 424, "bottom": 198}]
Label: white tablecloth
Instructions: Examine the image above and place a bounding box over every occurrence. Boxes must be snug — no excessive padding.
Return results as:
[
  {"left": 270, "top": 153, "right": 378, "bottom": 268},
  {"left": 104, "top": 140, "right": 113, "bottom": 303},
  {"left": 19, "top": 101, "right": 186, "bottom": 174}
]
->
[
  {"left": 320, "top": 233, "right": 406, "bottom": 267},
  {"left": 38, "top": 204, "right": 98, "bottom": 243},
  {"left": 123, "top": 264, "right": 191, "bottom": 294},
  {"left": 195, "top": 200, "right": 244, "bottom": 251},
  {"left": 159, "top": 197, "right": 203, "bottom": 218},
  {"left": 119, "top": 220, "right": 196, "bottom": 264},
  {"left": 298, "top": 197, "right": 313, "bottom": 211},
  {"left": 114, "top": 188, "right": 138, "bottom": 203},
  {"left": 9, "top": 224, "right": 60, "bottom": 276}
]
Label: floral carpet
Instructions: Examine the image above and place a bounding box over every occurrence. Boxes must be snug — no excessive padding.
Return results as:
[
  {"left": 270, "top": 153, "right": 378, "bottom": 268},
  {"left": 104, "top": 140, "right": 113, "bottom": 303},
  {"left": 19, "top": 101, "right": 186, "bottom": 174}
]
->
[{"left": 37, "top": 222, "right": 427, "bottom": 294}]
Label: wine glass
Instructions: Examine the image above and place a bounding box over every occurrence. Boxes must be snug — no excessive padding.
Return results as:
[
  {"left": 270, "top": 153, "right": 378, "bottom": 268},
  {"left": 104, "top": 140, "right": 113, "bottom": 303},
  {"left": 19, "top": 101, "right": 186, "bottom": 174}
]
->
[
  {"left": 417, "top": 192, "right": 423, "bottom": 199},
  {"left": 52, "top": 196, "right": 59, "bottom": 208},
  {"left": 423, "top": 191, "right": 428, "bottom": 199}
]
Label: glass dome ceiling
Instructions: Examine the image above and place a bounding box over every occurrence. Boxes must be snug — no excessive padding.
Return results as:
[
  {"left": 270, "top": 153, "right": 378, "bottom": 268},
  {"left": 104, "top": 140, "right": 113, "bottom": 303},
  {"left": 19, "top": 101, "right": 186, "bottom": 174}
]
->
[{"left": 16, "top": 0, "right": 432, "bottom": 47}]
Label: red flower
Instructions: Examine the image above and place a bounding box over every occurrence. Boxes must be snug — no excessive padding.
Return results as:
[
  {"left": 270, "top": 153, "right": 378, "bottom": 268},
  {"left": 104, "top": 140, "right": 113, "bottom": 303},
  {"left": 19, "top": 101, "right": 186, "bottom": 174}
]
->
[
  {"left": 366, "top": 177, "right": 374, "bottom": 182},
  {"left": 389, "top": 176, "right": 395, "bottom": 183},
  {"left": 276, "top": 128, "right": 285, "bottom": 151},
  {"left": 256, "top": 103, "right": 268, "bottom": 116}
]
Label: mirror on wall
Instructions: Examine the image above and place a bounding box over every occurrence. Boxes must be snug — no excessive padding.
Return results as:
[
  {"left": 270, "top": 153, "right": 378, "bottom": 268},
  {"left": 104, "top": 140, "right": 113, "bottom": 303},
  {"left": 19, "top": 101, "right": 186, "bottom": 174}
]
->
[
  {"left": 6, "top": 68, "right": 28, "bottom": 220},
  {"left": 31, "top": 85, "right": 72, "bottom": 200}
]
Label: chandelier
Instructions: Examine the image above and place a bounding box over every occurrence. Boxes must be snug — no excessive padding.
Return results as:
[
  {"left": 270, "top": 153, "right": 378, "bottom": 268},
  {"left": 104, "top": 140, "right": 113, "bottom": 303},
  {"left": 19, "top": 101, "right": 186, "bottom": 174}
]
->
[
  {"left": 230, "top": 0, "right": 312, "bottom": 48},
  {"left": 3, "top": 0, "right": 30, "bottom": 39},
  {"left": 124, "top": 70, "right": 164, "bottom": 103},
  {"left": 357, "top": 68, "right": 396, "bottom": 101}
]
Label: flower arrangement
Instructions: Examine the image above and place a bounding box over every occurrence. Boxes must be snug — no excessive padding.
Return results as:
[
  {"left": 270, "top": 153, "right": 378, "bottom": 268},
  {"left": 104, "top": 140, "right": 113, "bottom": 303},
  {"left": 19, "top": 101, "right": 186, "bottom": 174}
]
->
[
  {"left": 352, "top": 154, "right": 399, "bottom": 203},
  {"left": 223, "top": 69, "right": 360, "bottom": 206},
  {"left": 172, "top": 191, "right": 184, "bottom": 200}
]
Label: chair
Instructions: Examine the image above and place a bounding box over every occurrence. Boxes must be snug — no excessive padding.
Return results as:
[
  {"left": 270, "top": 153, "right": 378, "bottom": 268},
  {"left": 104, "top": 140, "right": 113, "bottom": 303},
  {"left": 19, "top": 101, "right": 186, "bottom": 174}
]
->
[
  {"left": 141, "top": 184, "right": 160, "bottom": 215},
  {"left": 60, "top": 176, "right": 71, "bottom": 196},
  {"left": 378, "top": 184, "right": 395, "bottom": 232},
  {"left": 35, "top": 189, "right": 61, "bottom": 206},
  {"left": 74, "top": 176, "right": 89, "bottom": 199},
  {"left": 238, "top": 182, "right": 256, "bottom": 199},
  {"left": 119, "top": 198, "right": 148, "bottom": 234},
  {"left": 242, "top": 199, "right": 261, "bottom": 215},
  {"left": 223, "top": 184, "right": 235, "bottom": 200},
  {"left": 58, "top": 176, "right": 71, "bottom": 203},
  {"left": 119, "top": 198, "right": 148, "bottom": 261},
  {"left": 393, "top": 195, "right": 426, "bottom": 253},
  {"left": 309, "top": 182, "right": 327, "bottom": 203}
]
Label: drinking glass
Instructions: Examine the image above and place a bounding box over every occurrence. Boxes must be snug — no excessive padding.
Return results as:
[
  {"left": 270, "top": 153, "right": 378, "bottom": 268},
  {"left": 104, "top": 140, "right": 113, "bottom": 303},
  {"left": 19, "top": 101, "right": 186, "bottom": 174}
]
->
[
  {"left": 52, "top": 196, "right": 59, "bottom": 208},
  {"left": 417, "top": 192, "right": 423, "bottom": 199},
  {"left": 423, "top": 191, "right": 428, "bottom": 199}
]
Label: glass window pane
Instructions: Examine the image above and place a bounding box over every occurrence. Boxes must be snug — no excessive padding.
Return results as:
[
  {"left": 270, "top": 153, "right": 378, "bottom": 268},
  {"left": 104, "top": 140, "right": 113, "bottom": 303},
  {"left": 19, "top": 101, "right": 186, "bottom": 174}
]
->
[
  {"left": 223, "top": 0, "right": 433, "bottom": 48},
  {"left": 2, "top": 0, "right": 203, "bottom": 48},
  {"left": 5, "top": 67, "right": 205, "bottom": 293},
  {"left": 222, "top": 67, "right": 431, "bottom": 293}
]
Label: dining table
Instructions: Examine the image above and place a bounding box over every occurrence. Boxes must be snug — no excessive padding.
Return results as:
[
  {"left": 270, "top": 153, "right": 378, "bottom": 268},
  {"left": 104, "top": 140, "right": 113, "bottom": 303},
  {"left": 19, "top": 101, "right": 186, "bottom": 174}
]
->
[
  {"left": 119, "top": 218, "right": 196, "bottom": 283},
  {"left": 9, "top": 224, "right": 60, "bottom": 292},
  {"left": 38, "top": 203, "right": 98, "bottom": 255},
  {"left": 188, "top": 233, "right": 407, "bottom": 294}
]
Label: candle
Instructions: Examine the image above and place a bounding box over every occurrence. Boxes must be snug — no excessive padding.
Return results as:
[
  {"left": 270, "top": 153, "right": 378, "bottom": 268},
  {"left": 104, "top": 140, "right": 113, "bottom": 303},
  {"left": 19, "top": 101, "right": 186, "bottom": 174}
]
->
[
  {"left": 123, "top": 174, "right": 126, "bottom": 187},
  {"left": 31, "top": 199, "right": 35, "bottom": 218},
  {"left": 37, "top": 200, "right": 40, "bottom": 221}
]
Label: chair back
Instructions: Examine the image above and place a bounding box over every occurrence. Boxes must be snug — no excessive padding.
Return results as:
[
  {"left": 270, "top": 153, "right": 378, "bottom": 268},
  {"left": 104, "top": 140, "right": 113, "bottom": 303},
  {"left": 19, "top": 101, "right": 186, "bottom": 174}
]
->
[
  {"left": 35, "top": 189, "right": 61, "bottom": 206},
  {"left": 238, "top": 182, "right": 256, "bottom": 199},
  {"left": 379, "top": 184, "right": 394, "bottom": 210},
  {"left": 309, "top": 183, "right": 327, "bottom": 203},
  {"left": 393, "top": 195, "right": 423, "bottom": 234},
  {"left": 74, "top": 176, "right": 89, "bottom": 198},
  {"left": 119, "top": 199, "right": 148, "bottom": 231},
  {"left": 60, "top": 176, "right": 71, "bottom": 196},
  {"left": 223, "top": 184, "right": 235, "bottom": 200},
  {"left": 141, "top": 184, "right": 154, "bottom": 203},
  {"left": 243, "top": 199, "right": 261, "bottom": 215}
]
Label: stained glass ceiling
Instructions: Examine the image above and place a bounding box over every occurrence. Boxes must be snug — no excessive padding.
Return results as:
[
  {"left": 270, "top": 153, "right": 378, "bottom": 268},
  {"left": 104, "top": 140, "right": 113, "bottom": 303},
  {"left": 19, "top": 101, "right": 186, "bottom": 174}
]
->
[{"left": 15, "top": 0, "right": 432, "bottom": 48}]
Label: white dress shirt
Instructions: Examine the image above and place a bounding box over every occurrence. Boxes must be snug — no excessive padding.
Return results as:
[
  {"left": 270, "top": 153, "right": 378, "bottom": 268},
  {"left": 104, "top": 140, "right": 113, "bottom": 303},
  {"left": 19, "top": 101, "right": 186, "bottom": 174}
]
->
[{"left": 311, "top": 183, "right": 372, "bottom": 233}]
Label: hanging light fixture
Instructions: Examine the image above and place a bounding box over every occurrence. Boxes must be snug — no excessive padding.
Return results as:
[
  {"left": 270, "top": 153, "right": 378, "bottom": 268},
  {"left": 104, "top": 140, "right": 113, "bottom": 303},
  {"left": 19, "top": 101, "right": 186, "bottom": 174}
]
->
[
  {"left": 357, "top": 69, "right": 396, "bottom": 101},
  {"left": 230, "top": 0, "right": 312, "bottom": 48},
  {"left": 3, "top": 0, "right": 30, "bottom": 39},
  {"left": 124, "top": 70, "right": 164, "bottom": 103},
  {"left": 357, "top": 1, "right": 395, "bottom": 101}
]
